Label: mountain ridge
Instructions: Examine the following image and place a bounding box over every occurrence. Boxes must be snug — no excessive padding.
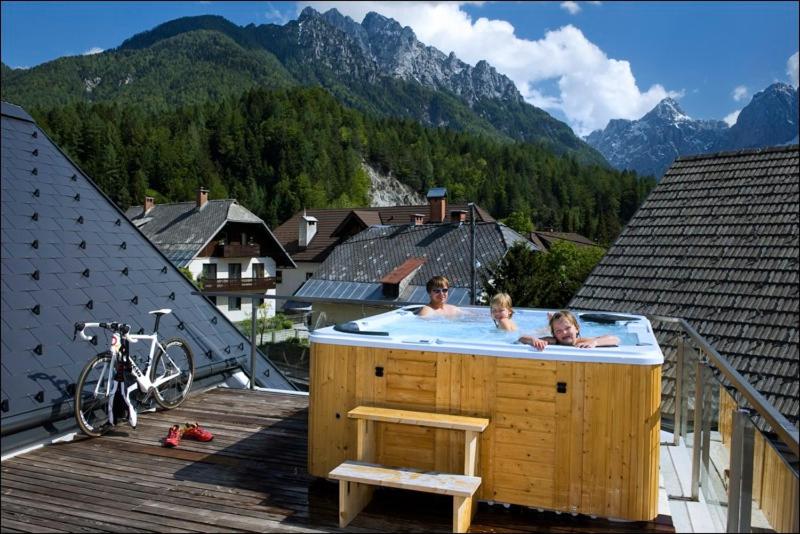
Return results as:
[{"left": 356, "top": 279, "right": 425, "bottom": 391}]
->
[
  {"left": 2, "top": 9, "right": 607, "bottom": 166},
  {"left": 586, "top": 82, "right": 798, "bottom": 178}
]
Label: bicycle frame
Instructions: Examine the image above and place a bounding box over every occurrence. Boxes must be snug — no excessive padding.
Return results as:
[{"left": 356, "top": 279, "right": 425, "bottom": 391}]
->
[{"left": 78, "top": 324, "right": 180, "bottom": 427}]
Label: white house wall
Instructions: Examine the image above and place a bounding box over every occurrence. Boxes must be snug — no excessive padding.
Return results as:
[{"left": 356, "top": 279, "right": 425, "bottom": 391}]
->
[
  {"left": 186, "top": 256, "right": 277, "bottom": 323},
  {"left": 276, "top": 261, "right": 318, "bottom": 309}
]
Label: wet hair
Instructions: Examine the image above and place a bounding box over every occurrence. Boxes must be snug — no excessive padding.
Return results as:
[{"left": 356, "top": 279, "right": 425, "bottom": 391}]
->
[
  {"left": 549, "top": 310, "right": 579, "bottom": 337},
  {"left": 490, "top": 293, "right": 514, "bottom": 317},
  {"left": 426, "top": 275, "right": 450, "bottom": 293}
]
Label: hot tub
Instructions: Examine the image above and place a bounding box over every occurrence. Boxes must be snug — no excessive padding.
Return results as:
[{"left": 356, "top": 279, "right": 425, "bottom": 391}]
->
[{"left": 308, "top": 306, "right": 663, "bottom": 521}]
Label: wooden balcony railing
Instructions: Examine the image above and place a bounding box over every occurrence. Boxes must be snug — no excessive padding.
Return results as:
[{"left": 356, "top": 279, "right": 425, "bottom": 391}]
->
[
  {"left": 203, "top": 277, "right": 276, "bottom": 292},
  {"left": 222, "top": 243, "right": 261, "bottom": 258}
]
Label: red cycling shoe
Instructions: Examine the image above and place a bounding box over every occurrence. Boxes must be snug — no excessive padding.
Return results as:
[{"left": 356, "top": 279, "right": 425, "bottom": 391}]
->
[
  {"left": 182, "top": 422, "right": 213, "bottom": 442},
  {"left": 163, "top": 424, "right": 183, "bottom": 447}
]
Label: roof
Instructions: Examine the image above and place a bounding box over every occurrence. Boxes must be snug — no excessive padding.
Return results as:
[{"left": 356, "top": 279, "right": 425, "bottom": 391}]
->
[
  {"left": 273, "top": 203, "right": 495, "bottom": 263},
  {"left": 294, "top": 221, "right": 534, "bottom": 305},
  {"left": 570, "top": 145, "right": 800, "bottom": 432},
  {"left": 125, "top": 200, "right": 294, "bottom": 268},
  {"left": 0, "top": 101, "right": 294, "bottom": 454},
  {"left": 528, "top": 230, "right": 599, "bottom": 251}
]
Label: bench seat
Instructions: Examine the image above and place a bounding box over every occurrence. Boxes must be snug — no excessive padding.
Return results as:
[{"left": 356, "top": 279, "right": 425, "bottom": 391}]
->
[
  {"left": 348, "top": 405, "right": 489, "bottom": 432},
  {"left": 329, "top": 460, "right": 482, "bottom": 497},
  {"left": 330, "top": 460, "right": 482, "bottom": 532}
]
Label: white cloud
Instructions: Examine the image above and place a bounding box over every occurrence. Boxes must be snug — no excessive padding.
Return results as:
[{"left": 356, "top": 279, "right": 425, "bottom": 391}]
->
[
  {"left": 731, "top": 85, "right": 748, "bottom": 102},
  {"left": 298, "top": 2, "right": 677, "bottom": 136},
  {"left": 265, "top": 2, "right": 292, "bottom": 24},
  {"left": 723, "top": 109, "right": 740, "bottom": 127},
  {"left": 560, "top": 2, "right": 580, "bottom": 15},
  {"left": 788, "top": 52, "right": 799, "bottom": 87},
  {"left": 82, "top": 47, "right": 104, "bottom": 56}
]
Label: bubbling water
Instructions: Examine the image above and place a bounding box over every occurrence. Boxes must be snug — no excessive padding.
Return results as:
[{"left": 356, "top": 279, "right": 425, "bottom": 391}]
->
[{"left": 378, "top": 308, "right": 641, "bottom": 346}]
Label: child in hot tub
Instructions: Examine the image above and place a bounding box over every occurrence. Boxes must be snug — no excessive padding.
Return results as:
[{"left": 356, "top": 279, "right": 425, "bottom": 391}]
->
[
  {"left": 519, "top": 310, "right": 619, "bottom": 350},
  {"left": 490, "top": 292, "right": 517, "bottom": 331}
]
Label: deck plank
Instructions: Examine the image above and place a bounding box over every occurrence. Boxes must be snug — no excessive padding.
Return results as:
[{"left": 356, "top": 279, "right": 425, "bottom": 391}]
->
[{"left": 1, "top": 388, "right": 673, "bottom": 533}]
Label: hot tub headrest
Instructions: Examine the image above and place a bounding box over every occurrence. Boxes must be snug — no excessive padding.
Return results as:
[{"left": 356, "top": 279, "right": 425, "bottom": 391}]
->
[
  {"left": 333, "top": 321, "right": 390, "bottom": 336},
  {"left": 579, "top": 312, "right": 640, "bottom": 324}
]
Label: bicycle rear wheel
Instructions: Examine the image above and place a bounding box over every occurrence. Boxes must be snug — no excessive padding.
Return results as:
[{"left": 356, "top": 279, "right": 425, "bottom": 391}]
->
[
  {"left": 74, "top": 353, "right": 113, "bottom": 437},
  {"left": 151, "top": 338, "right": 194, "bottom": 409}
]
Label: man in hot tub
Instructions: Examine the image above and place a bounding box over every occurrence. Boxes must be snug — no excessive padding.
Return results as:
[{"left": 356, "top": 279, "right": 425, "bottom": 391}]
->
[
  {"left": 519, "top": 310, "right": 619, "bottom": 349},
  {"left": 418, "top": 275, "right": 463, "bottom": 318}
]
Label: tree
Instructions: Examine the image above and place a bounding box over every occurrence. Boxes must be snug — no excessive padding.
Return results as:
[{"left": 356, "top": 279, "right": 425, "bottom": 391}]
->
[
  {"left": 501, "top": 209, "right": 534, "bottom": 235},
  {"left": 481, "top": 241, "right": 605, "bottom": 309}
]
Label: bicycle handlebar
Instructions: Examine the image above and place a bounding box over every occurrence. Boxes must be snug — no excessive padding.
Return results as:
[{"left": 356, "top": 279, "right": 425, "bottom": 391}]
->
[{"left": 73, "top": 321, "right": 132, "bottom": 345}]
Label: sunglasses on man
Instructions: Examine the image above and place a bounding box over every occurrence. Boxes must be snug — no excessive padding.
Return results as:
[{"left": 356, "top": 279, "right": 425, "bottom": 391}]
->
[{"left": 431, "top": 288, "right": 449, "bottom": 294}]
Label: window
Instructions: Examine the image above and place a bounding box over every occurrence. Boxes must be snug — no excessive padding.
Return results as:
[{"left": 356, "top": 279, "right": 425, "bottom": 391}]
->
[
  {"left": 276, "top": 270, "right": 283, "bottom": 284},
  {"left": 305, "top": 272, "right": 314, "bottom": 281},
  {"left": 228, "top": 264, "right": 241, "bottom": 310},
  {"left": 229, "top": 297, "right": 241, "bottom": 310},
  {"left": 252, "top": 263, "right": 265, "bottom": 306},
  {"left": 202, "top": 264, "right": 217, "bottom": 304}
]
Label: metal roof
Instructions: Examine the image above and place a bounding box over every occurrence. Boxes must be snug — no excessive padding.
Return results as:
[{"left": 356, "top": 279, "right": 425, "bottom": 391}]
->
[
  {"left": 0, "top": 101, "right": 294, "bottom": 453},
  {"left": 570, "top": 144, "right": 800, "bottom": 433},
  {"left": 125, "top": 200, "right": 294, "bottom": 268},
  {"left": 295, "top": 222, "right": 534, "bottom": 304}
]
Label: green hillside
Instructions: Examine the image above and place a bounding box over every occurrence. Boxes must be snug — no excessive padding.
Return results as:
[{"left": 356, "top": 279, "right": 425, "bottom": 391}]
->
[{"left": 32, "top": 86, "right": 654, "bottom": 245}]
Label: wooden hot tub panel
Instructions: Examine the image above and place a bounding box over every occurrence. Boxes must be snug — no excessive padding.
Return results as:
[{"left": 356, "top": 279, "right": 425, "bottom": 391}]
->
[{"left": 308, "top": 344, "right": 661, "bottom": 521}]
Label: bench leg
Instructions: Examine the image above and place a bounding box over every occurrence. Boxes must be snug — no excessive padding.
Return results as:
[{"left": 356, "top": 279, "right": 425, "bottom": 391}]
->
[
  {"left": 338, "top": 480, "right": 374, "bottom": 528},
  {"left": 453, "top": 495, "right": 474, "bottom": 533}
]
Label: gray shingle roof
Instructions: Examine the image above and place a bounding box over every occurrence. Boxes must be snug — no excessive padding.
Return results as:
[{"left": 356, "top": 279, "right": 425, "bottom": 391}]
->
[
  {"left": 125, "top": 200, "right": 293, "bottom": 267},
  {"left": 1, "top": 101, "right": 294, "bottom": 453},
  {"left": 295, "top": 222, "right": 534, "bottom": 304},
  {"left": 570, "top": 145, "right": 799, "bottom": 433}
]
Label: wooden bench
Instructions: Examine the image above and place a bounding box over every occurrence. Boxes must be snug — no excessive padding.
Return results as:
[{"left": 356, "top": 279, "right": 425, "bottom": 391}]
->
[{"left": 329, "top": 406, "right": 490, "bottom": 532}]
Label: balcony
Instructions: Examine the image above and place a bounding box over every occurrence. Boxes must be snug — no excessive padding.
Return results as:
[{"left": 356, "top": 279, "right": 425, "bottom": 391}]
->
[
  {"left": 222, "top": 243, "right": 261, "bottom": 258},
  {"left": 203, "top": 276, "right": 276, "bottom": 292}
]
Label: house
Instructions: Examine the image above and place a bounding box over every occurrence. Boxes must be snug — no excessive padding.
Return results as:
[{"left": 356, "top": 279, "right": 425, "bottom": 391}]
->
[
  {"left": 125, "top": 192, "right": 295, "bottom": 323},
  {"left": 271, "top": 188, "right": 494, "bottom": 312},
  {"left": 0, "top": 102, "right": 294, "bottom": 454},
  {"left": 528, "top": 229, "right": 600, "bottom": 251},
  {"left": 294, "top": 216, "right": 534, "bottom": 326},
  {"left": 569, "top": 145, "right": 799, "bottom": 532}
]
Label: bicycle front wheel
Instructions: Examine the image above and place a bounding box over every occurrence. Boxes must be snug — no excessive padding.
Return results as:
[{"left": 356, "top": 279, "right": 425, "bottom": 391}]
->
[
  {"left": 74, "top": 353, "right": 113, "bottom": 437},
  {"left": 151, "top": 338, "right": 194, "bottom": 409}
]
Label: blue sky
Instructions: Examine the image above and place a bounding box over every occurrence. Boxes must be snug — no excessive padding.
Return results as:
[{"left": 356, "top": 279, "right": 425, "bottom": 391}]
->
[{"left": 2, "top": 1, "right": 798, "bottom": 136}]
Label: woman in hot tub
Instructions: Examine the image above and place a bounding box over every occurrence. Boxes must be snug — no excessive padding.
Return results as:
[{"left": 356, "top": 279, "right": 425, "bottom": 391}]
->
[
  {"left": 519, "top": 310, "right": 619, "bottom": 350},
  {"left": 418, "top": 275, "right": 463, "bottom": 318}
]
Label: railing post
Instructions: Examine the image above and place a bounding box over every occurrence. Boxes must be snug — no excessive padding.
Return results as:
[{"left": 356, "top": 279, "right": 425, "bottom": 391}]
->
[
  {"left": 674, "top": 333, "right": 685, "bottom": 446},
  {"left": 727, "top": 408, "right": 755, "bottom": 533},
  {"left": 250, "top": 299, "right": 257, "bottom": 390},
  {"left": 690, "top": 359, "right": 708, "bottom": 500}
]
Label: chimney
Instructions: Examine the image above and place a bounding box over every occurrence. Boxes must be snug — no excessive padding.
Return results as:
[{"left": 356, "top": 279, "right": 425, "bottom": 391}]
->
[
  {"left": 380, "top": 257, "right": 426, "bottom": 298},
  {"left": 196, "top": 187, "right": 208, "bottom": 208},
  {"left": 427, "top": 187, "right": 447, "bottom": 224},
  {"left": 299, "top": 212, "right": 318, "bottom": 247},
  {"left": 410, "top": 213, "right": 425, "bottom": 226},
  {"left": 450, "top": 210, "right": 467, "bottom": 224},
  {"left": 144, "top": 196, "right": 155, "bottom": 213}
]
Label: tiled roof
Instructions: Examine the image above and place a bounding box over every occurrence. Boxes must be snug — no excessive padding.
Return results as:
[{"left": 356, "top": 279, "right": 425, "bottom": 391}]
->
[
  {"left": 529, "top": 230, "right": 599, "bottom": 251},
  {"left": 0, "top": 101, "right": 294, "bottom": 453},
  {"left": 295, "top": 221, "right": 533, "bottom": 304},
  {"left": 125, "top": 200, "right": 294, "bottom": 267},
  {"left": 273, "top": 203, "right": 495, "bottom": 263},
  {"left": 570, "top": 145, "right": 800, "bottom": 432}
]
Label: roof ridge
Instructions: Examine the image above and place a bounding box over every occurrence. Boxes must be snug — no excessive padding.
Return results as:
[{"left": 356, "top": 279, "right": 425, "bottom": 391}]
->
[{"left": 673, "top": 144, "right": 799, "bottom": 163}]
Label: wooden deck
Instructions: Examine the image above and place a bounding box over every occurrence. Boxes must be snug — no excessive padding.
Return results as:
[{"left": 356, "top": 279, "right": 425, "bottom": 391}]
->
[{"left": 1, "top": 388, "right": 674, "bottom": 533}]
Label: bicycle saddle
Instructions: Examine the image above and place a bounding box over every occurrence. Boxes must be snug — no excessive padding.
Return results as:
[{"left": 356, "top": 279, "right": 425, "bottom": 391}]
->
[{"left": 149, "top": 309, "right": 172, "bottom": 316}]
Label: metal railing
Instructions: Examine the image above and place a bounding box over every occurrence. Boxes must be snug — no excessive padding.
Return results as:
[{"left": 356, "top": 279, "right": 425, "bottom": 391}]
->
[{"left": 653, "top": 314, "right": 799, "bottom": 533}]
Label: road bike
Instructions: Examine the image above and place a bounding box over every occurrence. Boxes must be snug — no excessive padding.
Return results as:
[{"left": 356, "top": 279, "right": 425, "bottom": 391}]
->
[{"left": 73, "top": 309, "right": 194, "bottom": 437}]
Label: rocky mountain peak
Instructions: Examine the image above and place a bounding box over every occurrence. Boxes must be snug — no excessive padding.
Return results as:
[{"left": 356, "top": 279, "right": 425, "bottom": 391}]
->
[
  {"left": 643, "top": 97, "right": 690, "bottom": 123},
  {"left": 586, "top": 82, "right": 798, "bottom": 179}
]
